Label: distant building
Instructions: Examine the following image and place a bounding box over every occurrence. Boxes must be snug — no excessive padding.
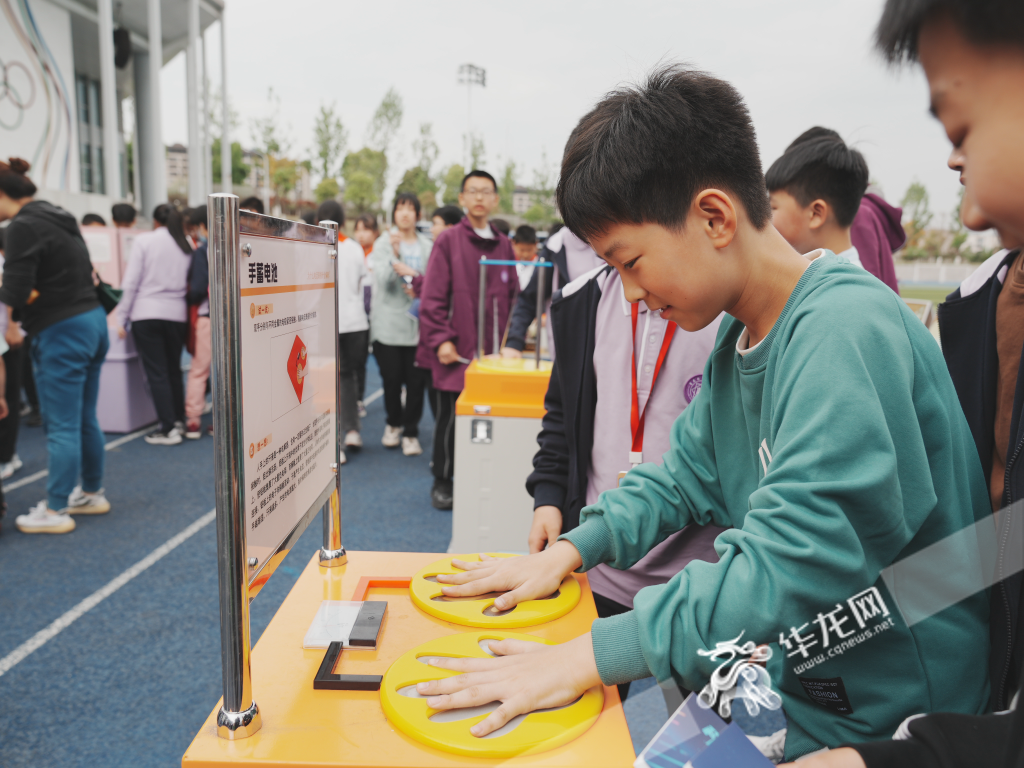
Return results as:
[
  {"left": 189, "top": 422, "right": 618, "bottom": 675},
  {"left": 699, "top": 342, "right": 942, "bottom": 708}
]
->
[
  {"left": 512, "top": 185, "right": 556, "bottom": 216},
  {"left": 166, "top": 144, "right": 189, "bottom": 196},
  {"left": 1, "top": 0, "right": 229, "bottom": 221}
]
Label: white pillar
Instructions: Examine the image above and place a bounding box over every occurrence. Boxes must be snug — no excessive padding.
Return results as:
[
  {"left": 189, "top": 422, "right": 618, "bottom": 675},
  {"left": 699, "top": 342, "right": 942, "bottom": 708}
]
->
[
  {"left": 146, "top": 0, "right": 165, "bottom": 211},
  {"left": 201, "top": 30, "right": 213, "bottom": 194},
  {"left": 186, "top": 0, "right": 203, "bottom": 205},
  {"left": 97, "top": 0, "right": 121, "bottom": 199},
  {"left": 220, "top": 14, "right": 231, "bottom": 194}
]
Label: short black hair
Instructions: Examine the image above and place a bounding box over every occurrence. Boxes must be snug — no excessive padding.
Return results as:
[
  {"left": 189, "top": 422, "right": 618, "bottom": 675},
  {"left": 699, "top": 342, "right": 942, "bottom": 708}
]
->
[
  {"left": 557, "top": 65, "right": 772, "bottom": 242},
  {"left": 460, "top": 170, "right": 497, "bottom": 192},
  {"left": 432, "top": 205, "right": 464, "bottom": 226},
  {"left": 316, "top": 200, "right": 345, "bottom": 227},
  {"left": 300, "top": 211, "right": 317, "bottom": 225},
  {"left": 111, "top": 202, "right": 136, "bottom": 225},
  {"left": 764, "top": 128, "right": 868, "bottom": 228},
  {"left": 354, "top": 213, "right": 379, "bottom": 232},
  {"left": 185, "top": 205, "right": 208, "bottom": 228},
  {"left": 491, "top": 218, "right": 510, "bottom": 237},
  {"left": 82, "top": 213, "right": 106, "bottom": 226},
  {"left": 239, "top": 196, "right": 264, "bottom": 214},
  {"left": 513, "top": 224, "right": 537, "bottom": 244},
  {"left": 392, "top": 192, "right": 421, "bottom": 219},
  {"left": 876, "top": 0, "right": 1024, "bottom": 63}
]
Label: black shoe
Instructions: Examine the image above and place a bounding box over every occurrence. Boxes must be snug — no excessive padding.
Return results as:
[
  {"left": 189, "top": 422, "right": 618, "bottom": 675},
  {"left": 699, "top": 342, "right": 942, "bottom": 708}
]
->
[
  {"left": 431, "top": 479, "right": 453, "bottom": 510},
  {"left": 24, "top": 410, "right": 42, "bottom": 427}
]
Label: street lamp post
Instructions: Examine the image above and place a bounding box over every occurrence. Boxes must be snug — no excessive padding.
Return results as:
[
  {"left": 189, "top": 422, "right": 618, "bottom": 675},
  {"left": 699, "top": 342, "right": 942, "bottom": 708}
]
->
[{"left": 458, "top": 64, "right": 486, "bottom": 168}]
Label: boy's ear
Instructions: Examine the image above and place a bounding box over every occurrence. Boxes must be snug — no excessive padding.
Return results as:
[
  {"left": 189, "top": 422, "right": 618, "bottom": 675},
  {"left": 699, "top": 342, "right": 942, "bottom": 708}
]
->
[
  {"left": 807, "top": 199, "right": 831, "bottom": 231},
  {"left": 694, "top": 189, "right": 738, "bottom": 249}
]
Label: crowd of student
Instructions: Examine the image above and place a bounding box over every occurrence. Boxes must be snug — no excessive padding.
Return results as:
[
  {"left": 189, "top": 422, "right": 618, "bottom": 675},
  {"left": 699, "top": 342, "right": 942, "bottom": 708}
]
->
[{"left": 0, "top": 0, "right": 1021, "bottom": 764}]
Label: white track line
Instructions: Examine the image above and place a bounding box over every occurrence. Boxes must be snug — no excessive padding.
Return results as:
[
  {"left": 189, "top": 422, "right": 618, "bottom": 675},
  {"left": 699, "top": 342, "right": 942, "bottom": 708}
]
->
[
  {"left": 0, "top": 508, "right": 216, "bottom": 679},
  {"left": 2, "top": 423, "right": 156, "bottom": 493},
  {"left": 363, "top": 387, "right": 383, "bottom": 406}
]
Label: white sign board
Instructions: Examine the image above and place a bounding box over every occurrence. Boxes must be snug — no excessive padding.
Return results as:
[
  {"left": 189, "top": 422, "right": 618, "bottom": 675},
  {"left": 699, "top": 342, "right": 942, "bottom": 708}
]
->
[{"left": 239, "top": 235, "right": 337, "bottom": 570}]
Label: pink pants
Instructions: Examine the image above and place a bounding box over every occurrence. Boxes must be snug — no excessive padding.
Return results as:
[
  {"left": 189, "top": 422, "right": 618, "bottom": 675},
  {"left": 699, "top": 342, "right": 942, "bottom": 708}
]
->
[{"left": 185, "top": 315, "right": 211, "bottom": 423}]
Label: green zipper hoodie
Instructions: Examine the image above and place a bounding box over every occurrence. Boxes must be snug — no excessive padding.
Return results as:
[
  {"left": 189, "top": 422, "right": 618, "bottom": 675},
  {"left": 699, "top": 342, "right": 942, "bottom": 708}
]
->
[{"left": 562, "top": 254, "right": 991, "bottom": 760}]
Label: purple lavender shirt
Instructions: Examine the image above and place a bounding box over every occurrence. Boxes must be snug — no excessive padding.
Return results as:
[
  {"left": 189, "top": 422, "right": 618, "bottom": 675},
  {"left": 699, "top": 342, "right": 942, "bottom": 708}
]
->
[
  {"left": 116, "top": 227, "right": 191, "bottom": 326},
  {"left": 585, "top": 269, "right": 727, "bottom": 608}
]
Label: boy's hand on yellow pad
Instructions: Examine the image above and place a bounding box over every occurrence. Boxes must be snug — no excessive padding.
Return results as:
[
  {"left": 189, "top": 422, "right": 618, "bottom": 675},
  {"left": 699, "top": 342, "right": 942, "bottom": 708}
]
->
[
  {"left": 416, "top": 632, "right": 602, "bottom": 737},
  {"left": 439, "top": 541, "right": 583, "bottom": 610}
]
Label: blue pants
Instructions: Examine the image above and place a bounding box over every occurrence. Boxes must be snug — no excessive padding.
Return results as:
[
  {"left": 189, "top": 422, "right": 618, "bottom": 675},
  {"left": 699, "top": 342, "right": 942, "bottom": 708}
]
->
[{"left": 31, "top": 307, "right": 109, "bottom": 511}]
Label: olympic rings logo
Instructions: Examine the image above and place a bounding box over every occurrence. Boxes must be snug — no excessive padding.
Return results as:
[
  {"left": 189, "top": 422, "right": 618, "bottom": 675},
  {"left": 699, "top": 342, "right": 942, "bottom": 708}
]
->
[{"left": 0, "top": 57, "right": 36, "bottom": 131}]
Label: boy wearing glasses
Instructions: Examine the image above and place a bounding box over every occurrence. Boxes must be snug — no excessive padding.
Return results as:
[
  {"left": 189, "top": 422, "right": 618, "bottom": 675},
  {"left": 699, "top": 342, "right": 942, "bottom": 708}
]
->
[{"left": 417, "top": 170, "right": 519, "bottom": 509}]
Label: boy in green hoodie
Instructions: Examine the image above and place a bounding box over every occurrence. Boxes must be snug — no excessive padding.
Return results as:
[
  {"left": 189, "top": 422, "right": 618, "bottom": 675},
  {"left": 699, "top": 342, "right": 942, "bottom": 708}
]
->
[{"left": 413, "top": 67, "right": 992, "bottom": 761}]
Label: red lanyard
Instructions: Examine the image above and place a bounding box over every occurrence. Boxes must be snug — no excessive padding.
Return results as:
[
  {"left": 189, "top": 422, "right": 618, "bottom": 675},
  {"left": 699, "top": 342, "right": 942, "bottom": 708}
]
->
[{"left": 630, "top": 302, "right": 676, "bottom": 466}]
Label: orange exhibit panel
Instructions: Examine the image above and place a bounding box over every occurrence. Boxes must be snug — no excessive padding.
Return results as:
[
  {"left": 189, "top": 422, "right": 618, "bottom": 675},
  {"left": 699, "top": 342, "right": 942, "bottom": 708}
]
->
[{"left": 182, "top": 550, "right": 635, "bottom": 768}]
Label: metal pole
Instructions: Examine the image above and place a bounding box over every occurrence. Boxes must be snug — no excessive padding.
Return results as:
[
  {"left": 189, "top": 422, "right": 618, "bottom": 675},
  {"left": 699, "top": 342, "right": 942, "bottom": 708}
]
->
[
  {"left": 219, "top": 13, "right": 231, "bottom": 194},
  {"left": 318, "top": 219, "right": 346, "bottom": 568},
  {"left": 535, "top": 262, "right": 546, "bottom": 368},
  {"left": 209, "top": 193, "right": 261, "bottom": 739},
  {"left": 477, "top": 257, "right": 486, "bottom": 360}
]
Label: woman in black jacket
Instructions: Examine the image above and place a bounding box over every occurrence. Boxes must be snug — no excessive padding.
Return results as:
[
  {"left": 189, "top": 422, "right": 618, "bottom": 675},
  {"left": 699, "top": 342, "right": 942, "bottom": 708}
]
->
[{"left": 0, "top": 158, "right": 111, "bottom": 534}]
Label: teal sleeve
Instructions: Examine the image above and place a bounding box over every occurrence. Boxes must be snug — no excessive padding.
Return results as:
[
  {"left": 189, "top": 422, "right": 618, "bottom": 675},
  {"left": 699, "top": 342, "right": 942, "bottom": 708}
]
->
[{"left": 591, "top": 612, "right": 652, "bottom": 685}]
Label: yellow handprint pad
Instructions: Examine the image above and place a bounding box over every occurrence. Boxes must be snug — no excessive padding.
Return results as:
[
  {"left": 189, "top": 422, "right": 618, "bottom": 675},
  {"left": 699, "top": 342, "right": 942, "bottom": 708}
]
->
[
  {"left": 380, "top": 630, "right": 604, "bottom": 757},
  {"left": 409, "top": 553, "right": 581, "bottom": 628}
]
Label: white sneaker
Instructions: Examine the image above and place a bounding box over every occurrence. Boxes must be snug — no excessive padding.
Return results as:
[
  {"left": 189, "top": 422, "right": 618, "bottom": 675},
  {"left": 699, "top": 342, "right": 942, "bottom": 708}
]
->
[
  {"left": 357, "top": 401, "right": 367, "bottom": 418},
  {"left": 402, "top": 436, "right": 423, "bottom": 456},
  {"left": 16, "top": 501, "right": 75, "bottom": 534},
  {"left": 382, "top": 425, "right": 403, "bottom": 448},
  {"left": 339, "top": 450, "right": 347, "bottom": 465},
  {"left": 145, "top": 430, "right": 183, "bottom": 446},
  {"left": 345, "top": 430, "right": 363, "bottom": 449},
  {"left": 203, "top": 400, "right": 213, "bottom": 415},
  {"left": 67, "top": 486, "right": 111, "bottom": 515},
  {"left": 0, "top": 453, "right": 23, "bottom": 480}
]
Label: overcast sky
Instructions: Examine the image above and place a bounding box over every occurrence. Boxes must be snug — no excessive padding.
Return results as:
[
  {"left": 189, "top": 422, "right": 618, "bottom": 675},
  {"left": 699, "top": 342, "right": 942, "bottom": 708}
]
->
[{"left": 160, "top": 0, "right": 962, "bottom": 222}]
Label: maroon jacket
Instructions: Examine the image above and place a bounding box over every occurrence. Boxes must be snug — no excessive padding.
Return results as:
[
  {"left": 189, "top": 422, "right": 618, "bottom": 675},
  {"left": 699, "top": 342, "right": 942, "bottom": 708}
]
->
[
  {"left": 417, "top": 218, "right": 519, "bottom": 392},
  {"left": 851, "top": 193, "right": 905, "bottom": 293}
]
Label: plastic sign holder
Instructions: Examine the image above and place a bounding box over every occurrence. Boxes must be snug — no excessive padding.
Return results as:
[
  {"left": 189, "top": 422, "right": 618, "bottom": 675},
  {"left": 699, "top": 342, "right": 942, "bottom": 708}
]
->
[{"left": 207, "top": 194, "right": 347, "bottom": 739}]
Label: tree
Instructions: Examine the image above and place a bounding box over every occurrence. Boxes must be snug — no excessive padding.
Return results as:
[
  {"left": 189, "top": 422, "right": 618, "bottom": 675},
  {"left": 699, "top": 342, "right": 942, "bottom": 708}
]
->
[
  {"left": 207, "top": 85, "right": 241, "bottom": 140},
  {"left": 344, "top": 170, "right": 377, "bottom": 213},
  {"left": 397, "top": 166, "right": 439, "bottom": 216},
  {"left": 498, "top": 160, "right": 516, "bottom": 214},
  {"left": 900, "top": 181, "right": 932, "bottom": 246},
  {"left": 465, "top": 133, "right": 485, "bottom": 170},
  {"left": 367, "top": 87, "right": 403, "bottom": 155},
  {"left": 271, "top": 156, "right": 298, "bottom": 203},
  {"left": 312, "top": 103, "right": 348, "bottom": 182},
  {"left": 441, "top": 163, "right": 466, "bottom": 206},
  {"left": 523, "top": 203, "right": 550, "bottom": 227},
  {"left": 342, "top": 148, "right": 388, "bottom": 211},
  {"left": 315, "top": 177, "right": 340, "bottom": 204},
  {"left": 211, "top": 138, "right": 251, "bottom": 186},
  {"left": 527, "top": 152, "right": 557, "bottom": 223},
  {"left": 412, "top": 123, "right": 439, "bottom": 175},
  {"left": 250, "top": 87, "right": 291, "bottom": 157}
]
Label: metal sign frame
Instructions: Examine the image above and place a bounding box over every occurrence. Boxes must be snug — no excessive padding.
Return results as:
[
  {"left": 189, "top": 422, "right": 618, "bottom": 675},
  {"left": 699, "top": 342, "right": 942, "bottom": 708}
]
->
[{"left": 208, "top": 194, "right": 347, "bottom": 740}]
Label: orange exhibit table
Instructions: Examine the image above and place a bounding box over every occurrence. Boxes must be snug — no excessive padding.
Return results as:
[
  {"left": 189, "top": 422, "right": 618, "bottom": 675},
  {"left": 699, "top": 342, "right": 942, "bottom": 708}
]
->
[{"left": 182, "top": 551, "right": 636, "bottom": 768}]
